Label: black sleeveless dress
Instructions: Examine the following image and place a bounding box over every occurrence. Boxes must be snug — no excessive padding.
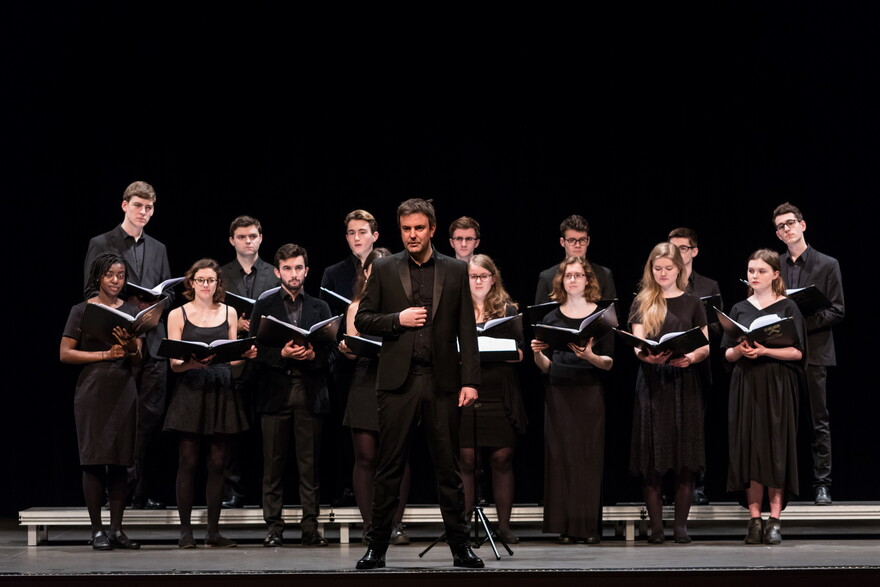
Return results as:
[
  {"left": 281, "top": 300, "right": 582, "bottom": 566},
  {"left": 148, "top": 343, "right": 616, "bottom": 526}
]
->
[{"left": 163, "top": 305, "right": 249, "bottom": 435}]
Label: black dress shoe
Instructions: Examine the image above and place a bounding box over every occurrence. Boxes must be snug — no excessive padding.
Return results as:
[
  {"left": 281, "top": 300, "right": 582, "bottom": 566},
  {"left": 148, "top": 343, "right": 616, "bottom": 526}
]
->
[
  {"left": 206, "top": 535, "right": 237, "bottom": 548},
  {"left": 263, "top": 531, "right": 283, "bottom": 547},
  {"left": 585, "top": 535, "right": 601, "bottom": 545},
  {"left": 556, "top": 534, "right": 576, "bottom": 544},
  {"left": 815, "top": 486, "right": 832, "bottom": 505},
  {"left": 692, "top": 488, "right": 709, "bottom": 505},
  {"left": 648, "top": 529, "right": 665, "bottom": 544},
  {"left": 108, "top": 530, "right": 140, "bottom": 550},
  {"left": 91, "top": 531, "right": 113, "bottom": 551},
  {"left": 221, "top": 494, "right": 244, "bottom": 509},
  {"left": 452, "top": 544, "right": 484, "bottom": 568},
  {"left": 301, "top": 531, "right": 329, "bottom": 546},
  {"left": 356, "top": 546, "right": 387, "bottom": 569},
  {"left": 132, "top": 497, "right": 165, "bottom": 510}
]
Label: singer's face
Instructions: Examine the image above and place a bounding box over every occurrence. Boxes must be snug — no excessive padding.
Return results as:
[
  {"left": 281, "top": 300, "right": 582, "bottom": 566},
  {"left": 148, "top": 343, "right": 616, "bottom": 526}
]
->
[
  {"left": 400, "top": 213, "right": 436, "bottom": 259},
  {"left": 275, "top": 256, "right": 309, "bottom": 295}
]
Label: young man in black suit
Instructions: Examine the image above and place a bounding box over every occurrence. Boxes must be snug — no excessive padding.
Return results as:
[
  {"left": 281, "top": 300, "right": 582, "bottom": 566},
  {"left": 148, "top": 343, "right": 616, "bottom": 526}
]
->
[
  {"left": 354, "top": 198, "right": 483, "bottom": 569},
  {"left": 83, "top": 180, "right": 171, "bottom": 510},
  {"left": 774, "top": 202, "right": 845, "bottom": 505},
  {"left": 221, "top": 215, "right": 279, "bottom": 335},
  {"left": 448, "top": 216, "right": 481, "bottom": 262},
  {"left": 534, "top": 214, "right": 616, "bottom": 304},
  {"left": 219, "top": 215, "right": 279, "bottom": 509},
  {"left": 320, "top": 209, "right": 380, "bottom": 302},
  {"left": 669, "top": 227, "right": 723, "bottom": 506},
  {"left": 318, "top": 210, "right": 380, "bottom": 524},
  {"left": 249, "top": 244, "right": 334, "bottom": 547}
]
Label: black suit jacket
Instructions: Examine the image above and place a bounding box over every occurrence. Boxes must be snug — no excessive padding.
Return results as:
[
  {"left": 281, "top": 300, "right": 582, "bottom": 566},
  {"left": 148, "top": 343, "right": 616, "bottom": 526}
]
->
[
  {"left": 249, "top": 290, "right": 333, "bottom": 414},
  {"left": 687, "top": 269, "right": 721, "bottom": 300},
  {"left": 780, "top": 246, "right": 844, "bottom": 366},
  {"left": 320, "top": 254, "right": 361, "bottom": 302},
  {"left": 535, "top": 260, "right": 617, "bottom": 304},
  {"left": 355, "top": 250, "right": 480, "bottom": 394},
  {"left": 220, "top": 257, "right": 279, "bottom": 306},
  {"left": 83, "top": 225, "right": 172, "bottom": 356}
]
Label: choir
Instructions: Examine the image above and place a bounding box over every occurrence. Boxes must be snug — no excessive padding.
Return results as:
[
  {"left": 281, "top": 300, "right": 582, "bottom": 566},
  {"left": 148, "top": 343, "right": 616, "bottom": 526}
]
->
[{"left": 61, "top": 182, "right": 844, "bottom": 557}]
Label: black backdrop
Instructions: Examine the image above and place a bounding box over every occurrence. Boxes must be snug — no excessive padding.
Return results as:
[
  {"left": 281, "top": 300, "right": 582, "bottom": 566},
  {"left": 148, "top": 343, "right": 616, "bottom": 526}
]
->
[{"left": 4, "top": 3, "right": 877, "bottom": 516}]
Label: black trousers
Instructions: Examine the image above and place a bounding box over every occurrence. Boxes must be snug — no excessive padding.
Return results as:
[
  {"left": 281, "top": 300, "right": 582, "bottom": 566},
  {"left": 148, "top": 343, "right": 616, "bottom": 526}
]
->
[
  {"left": 805, "top": 364, "right": 832, "bottom": 488},
  {"left": 261, "top": 379, "right": 323, "bottom": 534},
  {"left": 367, "top": 366, "right": 469, "bottom": 549}
]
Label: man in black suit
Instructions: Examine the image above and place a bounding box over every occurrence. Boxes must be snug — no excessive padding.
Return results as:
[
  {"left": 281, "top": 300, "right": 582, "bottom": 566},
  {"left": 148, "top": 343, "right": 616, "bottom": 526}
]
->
[
  {"left": 249, "top": 244, "right": 333, "bottom": 547},
  {"left": 354, "top": 198, "right": 483, "bottom": 569},
  {"left": 219, "top": 215, "right": 280, "bottom": 508},
  {"left": 320, "top": 209, "right": 380, "bottom": 304},
  {"left": 668, "top": 227, "right": 722, "bottom": 302},
  {"left": 318, "top": 209, "right": 380, "bottom": 517},
  {"left": 669, "top": 227, "right": 722, "bottom": 506},
  {"left": 448, "top": 216, "right": 481, "bottom": 262},
  {"left": 774, "top": 202, "right": 845, "bottom": 505},
  {"left": 221, "top": 215, "right": 279, "bottom": 335},
  {"left": 535, "top": 214, "right": 616, "bottom": 304},
  {"left": 83, "top": 180, "right": 170, "bottom": 510}
]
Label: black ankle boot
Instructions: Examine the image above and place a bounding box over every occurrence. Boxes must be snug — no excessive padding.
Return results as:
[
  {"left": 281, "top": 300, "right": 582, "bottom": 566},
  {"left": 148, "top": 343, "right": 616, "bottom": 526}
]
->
[
  {"left": 744, "top": 517, "right": 764, "bottom": 544},
  {"left": 763, "top": 517, "right": 782, "bottom": 545}
]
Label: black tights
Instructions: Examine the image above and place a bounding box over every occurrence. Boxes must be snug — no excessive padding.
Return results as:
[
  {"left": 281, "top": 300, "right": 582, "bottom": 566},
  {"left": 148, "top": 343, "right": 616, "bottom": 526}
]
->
[
  {"left": 460, "top": 446, "right": 515, "bottom": 532},
  {"left": 82, "top": 465, "right": 127, "bottom": 534},
  {"left": 642, "top": 468, "right": 694, "bottom": 537},
  {"left": 176, "top": 433, "right": 227, "bottom": 540},
  {"left": 351, "top": 429, "right": 409, "bottom": 529}
]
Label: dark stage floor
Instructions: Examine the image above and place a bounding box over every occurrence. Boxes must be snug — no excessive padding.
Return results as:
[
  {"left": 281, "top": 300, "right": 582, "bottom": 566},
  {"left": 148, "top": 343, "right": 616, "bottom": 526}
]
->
[{"left": 2, "top": 517, "right": 879, "bottom": 586}]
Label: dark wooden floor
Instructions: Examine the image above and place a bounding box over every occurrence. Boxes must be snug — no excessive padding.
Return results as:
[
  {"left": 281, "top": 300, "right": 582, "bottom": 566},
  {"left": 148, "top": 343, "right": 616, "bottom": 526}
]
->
[{"left": 2, "top": 517, "right": 879, "bottom": 586}]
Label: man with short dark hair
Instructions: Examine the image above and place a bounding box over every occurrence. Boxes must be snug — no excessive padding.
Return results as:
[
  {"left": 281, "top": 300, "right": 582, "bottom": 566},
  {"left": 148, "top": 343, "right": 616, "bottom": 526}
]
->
[
  {"left": 219, "top": 215, "right": 279, "bottom": 508},
  {"left": 773, "top": 202, "right": 844, "bottom": 505},
  {"left": 535, "top": 214, "right": 616, "bottom": 304},
  {"left": 318, "top": 209, "right": 380, "bottom": 518},
  {"left": 320, "top": 209, "right": 380, "bottom": 302},
  {"left": 448, "top": 216, "right": 481, "bottom": 262},
  {"left": 354, "top": 198, "right": 483, "bottom": 569},
  {"left": 668, "top": 227, "right": 721, "bottom": 301},
  {"left": 221, "top": 215, "right": 279, "bottom": 334},
  {"left": 668, "top": 227, "right": 722, "bottom": 506},
  {"left": 84, "top": 181, "right": 171, "bottom": 510},
  {"left": 250, "top": 244, "right": 334, "bottom": 546}
]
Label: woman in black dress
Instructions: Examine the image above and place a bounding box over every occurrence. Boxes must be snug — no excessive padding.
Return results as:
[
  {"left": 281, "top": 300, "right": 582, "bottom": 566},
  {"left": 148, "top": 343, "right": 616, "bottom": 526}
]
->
[
  {"left": 531, "top": 256, "right": 613, "bottom": 544},
  {"left": 629, "top": 242, "right": 709, "bottom": 544},
  {"left": 60, "top": 253, "right": 142, "bottom": 550},
  {"left": 723, "top": 249, "right": 805, "bottom": 545},
  {"left": 164, "top": 259, "right": 256, "bottom": 548},
  {"left": 337, "top": 248, "right": 412, "bottom": 544},
  {"left": 460, "top": 254, "right": 526, "bottom": 544}
]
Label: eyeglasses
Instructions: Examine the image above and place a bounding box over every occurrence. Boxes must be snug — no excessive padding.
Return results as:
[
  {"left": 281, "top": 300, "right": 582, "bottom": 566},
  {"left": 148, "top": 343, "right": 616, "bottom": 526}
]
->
[
  {"left": 775, "top": 219, "right": 800, "bottom": 232},
  {"left": 564, "top": 272, "right": 587, "bottom": 280},
  {"left": 675, "top": 244, "right": 696, "bottom": 252},
  {"left": 468, "top": 273, "right": 494, "bottom": 282},
  {"left": 193, "top": 277, "right": 217, "bottom": 286},
  {"left": 453, "top": 236, "right": 477, "bottom": 243},
  {"left": 563, "top": 237, "right": 589, "bottom": 246}
]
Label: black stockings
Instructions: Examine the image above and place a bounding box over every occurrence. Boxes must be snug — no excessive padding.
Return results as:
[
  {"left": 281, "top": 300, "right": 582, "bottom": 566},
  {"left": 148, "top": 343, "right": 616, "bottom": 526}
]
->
[
  {"left": 351, "top": 429, "right": 409, "bottom": 529},
  {"left": 176, "top": 434, "right": 227, "bottom": 540},
  {"left": 460, "top": 446, "right": 515, "bottom": 532},
  {"left": 642, "top": 468, "right": 694, "bottom": 537},
  {"left": 82, "top": 465, "right": 127, "bottom": 534}
]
